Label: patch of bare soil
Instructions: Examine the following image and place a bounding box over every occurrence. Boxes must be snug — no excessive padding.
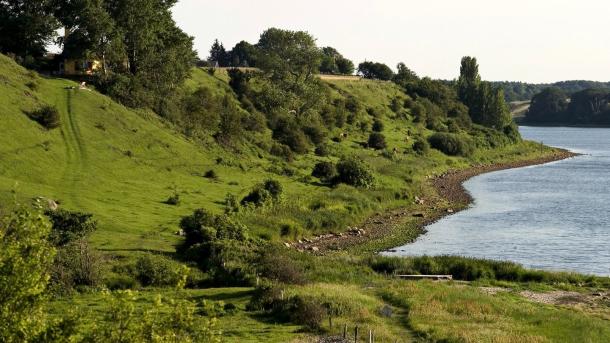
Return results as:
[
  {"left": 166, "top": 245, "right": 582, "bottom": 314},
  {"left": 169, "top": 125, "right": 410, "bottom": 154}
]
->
[{"left": 519, "top": 290, "right": 610, "bottom": 307}]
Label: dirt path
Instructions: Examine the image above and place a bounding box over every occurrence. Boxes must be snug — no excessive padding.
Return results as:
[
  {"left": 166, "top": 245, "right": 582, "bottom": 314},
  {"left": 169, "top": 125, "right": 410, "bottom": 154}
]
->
[{"left": 292, "top": 149, "right": 578, "bottom": 253}]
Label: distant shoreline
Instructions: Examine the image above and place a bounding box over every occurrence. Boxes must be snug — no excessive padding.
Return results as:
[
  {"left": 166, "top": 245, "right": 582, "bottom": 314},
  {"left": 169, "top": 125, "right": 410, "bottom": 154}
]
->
[{"left": 519, "top": 123, "right": 610, "bottom": 128}]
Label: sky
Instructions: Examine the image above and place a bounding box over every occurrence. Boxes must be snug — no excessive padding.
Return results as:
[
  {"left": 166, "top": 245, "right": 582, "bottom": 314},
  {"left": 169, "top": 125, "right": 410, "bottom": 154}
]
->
[{"left": 172, "top": 0, "right": 610, "bottom": 84}]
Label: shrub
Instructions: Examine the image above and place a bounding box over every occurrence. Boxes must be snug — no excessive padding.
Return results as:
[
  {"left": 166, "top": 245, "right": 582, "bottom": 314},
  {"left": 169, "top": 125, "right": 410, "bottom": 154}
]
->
[
  {"left": 105, "top": 274, "right": 138, "bottom": 290},
  {"left": 270, "top": 143, "right": 294, "bottom": 162},
  {"left": 334, "top": 157, "right": 375, "bottom": 188},
  {"left": 314, "top": 144, "right": 329, "bottom": 157},
  {"left": 179, "top": 209, "right": 248, "bottom": 249},
  {"left": 204, "top": 169, "right": 218, "bottom": 179},
  {"left": 290, "top": 296, "right": 326, "bottom": 331},
  {"left": 344, "top": 96, "right": 361, "bottom": 113},
  {"left": 224, "top": 193, "right": 240, "bottom": 214},
  {"left": 412, "top": 137, "right": 430, "bottom": 155},
  {"left": 311, "top": 162, "right": 337, "bottom": 183},
  {"left": 45, "top": 209, "right": 97, "bottom": 246},
  {"left": 164, "top": 193, "right": 180, "bottom": 206},
  {"left": 51, "top": 239, "right": 103, "bottom": 293},
  {"left": 241, "top": 179, "right": 283, "bottom": 207},
  {"left": 367, "top": 132, "right": 387, "bottom": 150},
  {"left": 135, "top": 254, "right": 187, "bottom": 287},
  {"left": 27, "top": 105, "right": 60, "bottom": 129},
  {"left": 280, "top": 223, "right": 303, "bottom": 241},
  {"left": 372, "top": 119, "right": 384, "bottom": 132},
  {"left": 428, "top": 132, "right": 474, "bottom": 156},
  {"left": 303, "top": 125, "right": 327, "bottom": 145},
  {"left": 257, "top": 249, "right": 306, "bottom": 284}
]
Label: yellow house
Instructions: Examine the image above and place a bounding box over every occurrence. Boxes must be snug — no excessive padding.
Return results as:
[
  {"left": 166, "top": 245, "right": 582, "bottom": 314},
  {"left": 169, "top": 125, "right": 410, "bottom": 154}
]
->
[{"left": 60, "top": 58, "right": 101, "bottom": 76}]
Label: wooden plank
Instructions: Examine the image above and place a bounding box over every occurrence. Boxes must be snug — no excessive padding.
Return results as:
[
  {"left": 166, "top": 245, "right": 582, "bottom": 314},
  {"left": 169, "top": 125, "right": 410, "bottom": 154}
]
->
[{"left": 396, "top": 274, "right": 453, "bottom": 280}]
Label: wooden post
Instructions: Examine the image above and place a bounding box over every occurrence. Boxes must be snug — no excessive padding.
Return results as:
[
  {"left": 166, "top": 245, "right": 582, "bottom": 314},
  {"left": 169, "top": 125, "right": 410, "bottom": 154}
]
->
[
  {"left": 329, "top": 314, "right": 332, "bottom": 331},
  {"left": 354, "top": 326, "right": 359, "bottom": 343},
  {"left": 368, "top": 329, "right": 372, "bottom": 343},
  {"left": 343, "top": 323, "right": 347, "bottom": 339}
]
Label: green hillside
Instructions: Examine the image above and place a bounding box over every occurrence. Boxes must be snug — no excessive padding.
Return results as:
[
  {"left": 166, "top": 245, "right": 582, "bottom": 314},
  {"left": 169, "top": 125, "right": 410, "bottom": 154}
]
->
[{"left": 3, "top": 54, "right": 609, "bottom": 343}]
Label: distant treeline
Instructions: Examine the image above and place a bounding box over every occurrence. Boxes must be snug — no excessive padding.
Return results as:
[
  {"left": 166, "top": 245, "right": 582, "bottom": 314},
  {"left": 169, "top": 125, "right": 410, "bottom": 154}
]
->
[
  {"left": 524, "top": 87, "right": 610, "bottom": 125},
  {"left": 491, "top": 81, "right": 610, "bottom": 102}
]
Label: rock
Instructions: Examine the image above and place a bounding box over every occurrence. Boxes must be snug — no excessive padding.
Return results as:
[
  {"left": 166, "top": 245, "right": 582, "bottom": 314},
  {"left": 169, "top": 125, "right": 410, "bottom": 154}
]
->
[
  {"left": 175, "top": 229, "right": 185, "bottom": 236},
  {"left": 311, "top": 246, "right": 319, "bottom": 252},
  {"left": 284, "top": 242, "right": 291, "bottom": 248},
  {"left": 447, "top": 208, "right": 454, "bottom": 213},
  {"left": 413, "top": 213, "right": 425, "bottom": 218}
]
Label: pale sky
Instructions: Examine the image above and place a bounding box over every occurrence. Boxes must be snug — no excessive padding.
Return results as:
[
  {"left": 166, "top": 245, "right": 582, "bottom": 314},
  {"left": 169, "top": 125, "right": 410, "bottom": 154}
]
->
[{"left": 172, "top": 0, "right": 610, "bottom": 84}]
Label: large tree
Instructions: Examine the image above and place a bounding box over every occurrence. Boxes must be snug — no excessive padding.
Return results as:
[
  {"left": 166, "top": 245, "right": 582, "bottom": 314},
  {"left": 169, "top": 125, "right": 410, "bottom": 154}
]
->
[
  {"left": 0, "top": 0, "right": 59, "bottom": 63},
  {"left": 255, "top": 28, "right": 324, "bottom": 115},
  {"left": 526, "top": 87, "right": 568, "bottom": 123},
  {"left": 457, "top": 56, "right": 510, "bottom": 129},
  {"left": 209, "top": 39, "right": 228, "bottom": 67},
  {"left": 228, "top": 40, "right": 257, "bottom": 67},
  {"left": 358, "top": 61, "right": 393, "bottom": 80},
  {"left": 319, "top": 46, "right": 354, "bottom": 75}
]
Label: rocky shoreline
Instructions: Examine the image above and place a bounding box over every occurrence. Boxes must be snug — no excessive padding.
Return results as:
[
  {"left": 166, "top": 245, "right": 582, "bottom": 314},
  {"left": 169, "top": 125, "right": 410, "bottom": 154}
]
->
[{"left": 292, "top": 148, "right": 578, "bottom": 253}]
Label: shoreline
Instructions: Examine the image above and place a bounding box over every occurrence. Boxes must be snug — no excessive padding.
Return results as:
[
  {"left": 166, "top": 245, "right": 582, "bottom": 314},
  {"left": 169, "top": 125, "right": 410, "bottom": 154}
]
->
[{"left": 292, "top": 148, "right": 579, "bottom": 254}]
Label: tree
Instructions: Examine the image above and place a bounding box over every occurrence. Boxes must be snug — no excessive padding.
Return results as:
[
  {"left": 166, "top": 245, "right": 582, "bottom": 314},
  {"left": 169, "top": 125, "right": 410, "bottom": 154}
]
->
[
  {"left": 457, "top": 56, "right": 481, "bottom": 112},
  {"left": 209, "top": 39, "right": 228, "bottom": 67},
  {"left": 0, "top": 204, "right": 56, "bottom": 342},
  {"left": 53, "top": 0, "right": 121, "bottom": 77},
  {"left": 102, "top": 0, "right": 196, "bottom": 111},
  {"left": 0, "top": 0, "right": 59, "bottom": 64},
  {"left": 255, "top": 28, "right": 325, "bottom": 115},
  {"left": 457, "top": 56, "right": 511, "bottom": 129},
  {"left": 357, "top": 61, "right": 394, "bottom": 80},
  {"left": 319, "top": 46, "right": 354, "bottom": 75},
  {"left": 257, "top": 28, "right": 321, "bottom": 83},
  {"left": 228, "top": 40, "right": 257, "bottom": 67},
  {"left": 393, "top": 62, "right": 418, "bottom": 86},
  {"left": 525, "top": 88, "right": 569, "bottom": 123}
]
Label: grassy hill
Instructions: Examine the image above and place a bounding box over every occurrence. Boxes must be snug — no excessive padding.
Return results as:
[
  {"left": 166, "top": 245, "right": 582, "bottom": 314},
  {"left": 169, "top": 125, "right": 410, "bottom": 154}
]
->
[{"left": 2, "top": 54, "right": 609, "bottom": 342}]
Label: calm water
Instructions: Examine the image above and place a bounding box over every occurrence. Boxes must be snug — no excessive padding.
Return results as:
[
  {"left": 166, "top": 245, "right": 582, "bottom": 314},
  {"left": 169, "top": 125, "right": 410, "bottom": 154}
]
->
[{"left": 386, "top": 126, "right": 610, "bottom": 276}]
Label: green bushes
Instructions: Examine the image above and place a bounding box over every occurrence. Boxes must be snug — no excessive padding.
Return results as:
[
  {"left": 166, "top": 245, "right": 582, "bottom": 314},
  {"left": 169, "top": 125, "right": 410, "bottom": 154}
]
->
[
  {"left": 134, "top": 254, "right": 187, "bottom": 287},
  {"left": 335, "top": 157, "right": 375, "bottom": 188},
  {"left": 367, "top": 132, "right": 387, "bottom": 150},
  {"left": 257, "top": 249, "right": 306, "bottom": 285},
  {"left": 428, "top": 132, "right": 474, "bottom": 156},
  {"left": 311, "top": 161, "right": 337, "bottom": 183},
  {"left": 27, "top": 105, "right": 60, "bottom": 129},
  {"left": 241, "top": 179, "right": 283, "bottom": 207},
  {"left": 412, "top": 137, "right": 430, "bottom": 155},
  {"left": 45, "top": 209, "right": 97, "bottom": 246},
  {"left": 372, "top": 119, "right": 384, "bottom": 132},
  {"left": 52, "top": 240, "right": 103, "bottom": 291}
]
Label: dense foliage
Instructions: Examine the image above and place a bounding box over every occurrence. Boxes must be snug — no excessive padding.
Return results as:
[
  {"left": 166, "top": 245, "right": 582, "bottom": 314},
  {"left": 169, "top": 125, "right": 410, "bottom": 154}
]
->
[
  {"left": 358, "top": 61, "right": 394, "bottom": 80},
  {"left": 525, "top": 87, "right": 610, "bottom": 125}
]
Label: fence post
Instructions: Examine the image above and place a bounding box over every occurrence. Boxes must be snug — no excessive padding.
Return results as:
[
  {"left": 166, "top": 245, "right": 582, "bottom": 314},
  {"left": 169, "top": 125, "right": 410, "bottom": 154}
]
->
[
  {"left": 354, "top": 326, "right": 359, "bottom": 343},
  {"left": 343, "top": 323, "right": 347, "bottom": 339},
  {"left": 368, "top": 329, "right": 372, "bottom": 343}
]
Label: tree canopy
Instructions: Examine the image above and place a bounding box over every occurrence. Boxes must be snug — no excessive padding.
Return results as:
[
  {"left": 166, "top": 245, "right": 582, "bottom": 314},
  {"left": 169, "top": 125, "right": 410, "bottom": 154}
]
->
[
  {"left": 358, "top": 61, "right": 394, "bottom": 80},
  {"left": 319, "top": 46, "right": 354, "bottom": 75}
]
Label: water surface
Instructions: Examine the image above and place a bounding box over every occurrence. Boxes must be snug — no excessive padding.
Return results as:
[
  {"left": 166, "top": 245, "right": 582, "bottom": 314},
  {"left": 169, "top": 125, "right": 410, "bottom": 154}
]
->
[{"left": 386, "top": 126, "right": 610, "bottom": 276}]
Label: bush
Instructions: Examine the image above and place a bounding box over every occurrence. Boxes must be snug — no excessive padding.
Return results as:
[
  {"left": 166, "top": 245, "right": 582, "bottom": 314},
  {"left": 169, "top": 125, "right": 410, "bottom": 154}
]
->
[
  {"left": 314, "top": 144, "right": 329, "bottom": 157},
  {"left": 290, "top": 296, "right": 326, "bottom": 331},
  {"left": 303, "top": 125, "right": 327, "bottom": 145},
  {"left": 51, "top": 240, "right": 103, "bottom": 291},
  {"left": 280, "top": 223, "right": 303, "bottom": 241},
  {"left": 428, "top": 132, "right": 474, "bottom": 156},
  {"left": 105, "top": 274, "right": 138, "bottom": 290},
  {"left": 241, "top": 179, "right": 283, "bottom": 207},
  {"left": 334, "top": 157, "right": 375, "bottom": 188},
  {"left": 135, "top": 254, "right": 187, "bottom": 287},
  {"left": 367, "top": 132, "right": 387, "bottom": 150},
  {"left": 311, "top": 162, "right": 337, "bottom": 183},
  {"left": 412, "top": 137, "right": 430, "bottom": 155},
  {"left": 179, "top": 209, "right": 248, "bottom": 249},
  {"left": 45, "top": 209, "right": 97, "bottom": 246},
  {"left": 372, "top": 119, "right": 384, "bottom": 132},
  {"left": 204, "top": 169, "right": 218, "bottom": 179},
  {"left": 257, "top": 249, "right": 306, "bottom": 284},
  {"left": 270, "top": 143, "right": 294, "bottom": 162},
  {"left": 164, "top": 193, "right": 180, "bottom": 206},
  {"left": 27, "top": 105, "right": 60, "bottom": 129}
]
